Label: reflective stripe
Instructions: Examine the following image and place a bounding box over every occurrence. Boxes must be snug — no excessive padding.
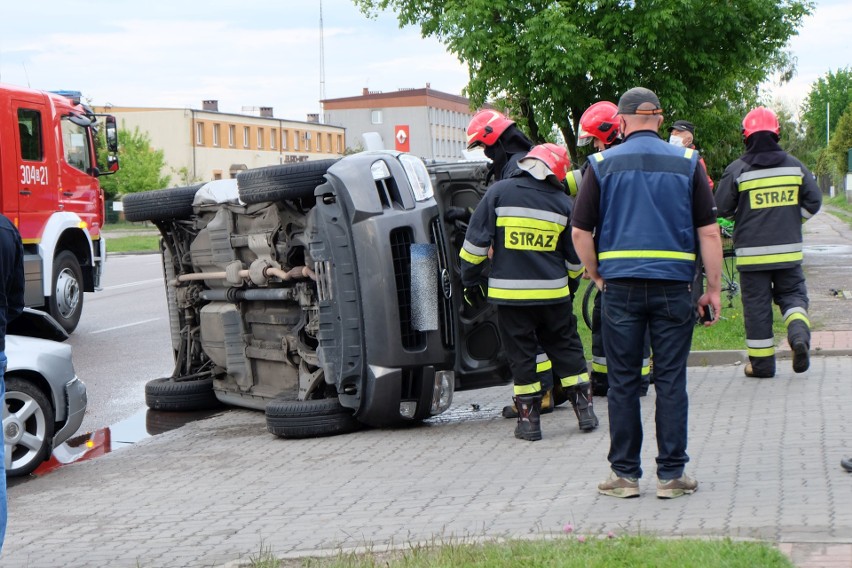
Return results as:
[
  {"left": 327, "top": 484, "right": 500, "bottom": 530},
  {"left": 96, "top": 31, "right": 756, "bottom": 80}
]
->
[
  {"left": 462, "top": 239, "right": 489, "bottom": 257},
  {"left": 592, "top": 361, "right": 607, "bottom": 373},
  {"left": 565, "top": 260, "right": 584, "bottom": 272},
  {"left": 489, "top": 276, "right": 569, "bottom": 290},
  {"left": 566, "top": 169, "right": 582, "bottom": 197},
  {"left": 535, "top": 353, "right": 550, "bottom": 363},
  {"left": 459, "top": 248, "right": 487, "bottom": 265},
  {"left": 801, "top": 207, "right": 814, "bottom": 220},
  {"left": 514, "top": 381, "right": 542, "bottom": 395},
  {"left": 684, "top": 148, "right": 695, "bottom": 159},
  {"left": 736, "top": 166, "right": 803, "bottom": 184},
  {"left": 748, "top": 346, "right": 775, "bottom": 357},
  {"left": 738, "top": 176, "right": 803, "bottom": 192},
  {"left": 599, "top": 250, "right": 696, "bottom": 261},
  {"left": 746, "top": 338, "right": 775, "bottom": 349},
  {"left": 488, "top": 284, "right": 571, "bottom": 300},
  {"left": 736, "top": 252, "right": 803, "bottom": 266},
  {"left": 641, "top": 364, "right": 651, "bottom": 377},
  {"left": 736, "top": 243, "right": 803, "bottom": 256},
  {"left": 536, "top": 353, "right": 552, "bottom": 373},
  {"left": 495, "top": 206, "right": 568, "bottom": 226},
  {"left": 593, "top": 153, "right": 604, "bottom": 162},
  {"left": 560, "top": 372, "right": 590, "bottom": 388},
  {"left": 735, "top": 242, "right": 803, "bottom": 266},
  {"left": 783, "top": 307, "right": 810, "bottom": 328}
]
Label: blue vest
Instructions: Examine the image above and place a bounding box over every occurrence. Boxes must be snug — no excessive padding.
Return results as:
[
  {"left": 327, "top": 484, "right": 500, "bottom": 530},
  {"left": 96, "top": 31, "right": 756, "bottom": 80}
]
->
[{"left": 589, "top": 132, "right": 700, "bottom": 282}]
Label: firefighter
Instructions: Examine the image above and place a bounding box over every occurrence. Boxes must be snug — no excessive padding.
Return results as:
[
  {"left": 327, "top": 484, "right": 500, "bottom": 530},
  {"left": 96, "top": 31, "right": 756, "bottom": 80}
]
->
[
  {"left": 466, "top": 110, "right": 582, "bottom": 419},
  {"left": 460, "top": 143, "right": 597, "bottom": 440},
  {"left": 577, "top": 101, "right": 652, "bottom": 397},
  {"left": 715, "top": 107, "right": 822, "bottom": 378}
]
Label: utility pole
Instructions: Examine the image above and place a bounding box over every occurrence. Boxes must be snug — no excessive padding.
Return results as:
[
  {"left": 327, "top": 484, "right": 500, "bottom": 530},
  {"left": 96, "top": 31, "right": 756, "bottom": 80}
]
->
[{"left": 319, "top": 0, "right": 326, "bottom": 124}]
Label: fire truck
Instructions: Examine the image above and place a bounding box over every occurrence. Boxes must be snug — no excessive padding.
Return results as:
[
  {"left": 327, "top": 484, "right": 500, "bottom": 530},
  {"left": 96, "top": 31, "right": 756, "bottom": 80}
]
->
[{"left": 0, "top": 83, "right": 119, "bottom": 332}]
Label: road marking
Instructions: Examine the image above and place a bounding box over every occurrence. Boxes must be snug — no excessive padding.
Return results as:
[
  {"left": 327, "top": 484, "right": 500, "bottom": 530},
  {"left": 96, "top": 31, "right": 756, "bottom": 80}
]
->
[
  {"left": 102, "top": 278, "right": 163, "bottom": 291},
  {"left": 90, "top": 318, "right": 162, "bottom": 334}
]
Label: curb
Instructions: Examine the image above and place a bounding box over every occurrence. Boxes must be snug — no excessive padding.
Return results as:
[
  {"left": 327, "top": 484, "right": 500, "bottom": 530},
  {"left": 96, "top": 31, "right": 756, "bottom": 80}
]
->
[{"left": 687, "top": 348, "right": 852, "bottom": 367}]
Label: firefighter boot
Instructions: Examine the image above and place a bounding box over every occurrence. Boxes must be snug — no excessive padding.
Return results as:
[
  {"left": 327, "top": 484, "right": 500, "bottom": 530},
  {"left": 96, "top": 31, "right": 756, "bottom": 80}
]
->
[
  {"left": 513, "top": 395, "right": 543, "bottom": 441},
  {"left": 569, "top": 382, "right": 599, "bottom": 432},
  {"left": 788, "top": 320, "right": 810, "bottom": 373},
  {"left": 503, "top": 389, "right": 553, "bottom": 418}
]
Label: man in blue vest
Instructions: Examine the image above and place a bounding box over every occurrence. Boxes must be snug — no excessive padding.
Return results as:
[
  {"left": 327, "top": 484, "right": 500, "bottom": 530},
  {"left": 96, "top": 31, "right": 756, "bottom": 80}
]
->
[{"left": 572, "top": 87, "right": 722, "bottom": 498}]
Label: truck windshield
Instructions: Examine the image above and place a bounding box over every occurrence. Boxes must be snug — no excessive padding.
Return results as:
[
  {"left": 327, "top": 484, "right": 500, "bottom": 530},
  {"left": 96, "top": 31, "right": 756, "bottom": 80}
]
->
[{"left": 61, "top": 116, "right": 92, "bottom": 173}]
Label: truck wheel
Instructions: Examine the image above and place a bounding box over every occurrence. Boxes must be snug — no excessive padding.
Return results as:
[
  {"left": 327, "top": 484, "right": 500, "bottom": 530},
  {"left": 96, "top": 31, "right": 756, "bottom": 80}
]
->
[
  {"left": 237, "top": 159, "right": 339, "bottom": 204},
  {"left": 144, "top": 377, "right": 223, "bottom": 411},
  {"left": 3, "top": 377, "right": 56, "bottom": 477},
  {"left": 123, "top": 184, "right": 204, "bottom": 222},
  {"left": 49, "top": 251, "right": 83, "bottom": 333},
  {"left": 265, "top": 398, "right": 362, "bottom": 438}
]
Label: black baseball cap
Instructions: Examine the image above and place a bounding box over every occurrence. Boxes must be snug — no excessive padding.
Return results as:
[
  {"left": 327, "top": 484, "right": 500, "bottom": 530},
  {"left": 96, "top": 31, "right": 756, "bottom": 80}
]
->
[
  {"left": 617, "top": 87, "right": 663, "bottom": 115},
  {"left": 668, "top": 120, "right": 695, "bottom": 135}
]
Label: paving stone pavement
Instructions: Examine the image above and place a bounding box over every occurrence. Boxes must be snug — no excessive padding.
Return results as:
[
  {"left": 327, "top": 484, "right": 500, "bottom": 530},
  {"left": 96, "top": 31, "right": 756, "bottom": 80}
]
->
[{"left": 3, "top": 210, "right": 851, "bottom": 568}]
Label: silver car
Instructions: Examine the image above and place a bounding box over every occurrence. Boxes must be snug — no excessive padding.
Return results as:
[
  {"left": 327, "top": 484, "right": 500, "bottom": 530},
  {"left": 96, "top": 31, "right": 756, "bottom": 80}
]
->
[{"left": 4, "top": 310, "right": 87, "bottom": 477}]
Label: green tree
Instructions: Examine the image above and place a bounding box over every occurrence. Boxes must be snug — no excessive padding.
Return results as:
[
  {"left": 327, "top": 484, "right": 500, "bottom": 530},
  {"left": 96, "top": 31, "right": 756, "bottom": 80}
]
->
[
  {"left": 98, "top": 127, "right": 171, "bottom": 200},
  {"left": 802, "top": 67, "right": 852, "bottom": 153},
  {"left": 354, "top": 0, "right": 813, "bottom": 164},
  {"left": 827, "top": 102, "right": 852, "bottom": 185}
]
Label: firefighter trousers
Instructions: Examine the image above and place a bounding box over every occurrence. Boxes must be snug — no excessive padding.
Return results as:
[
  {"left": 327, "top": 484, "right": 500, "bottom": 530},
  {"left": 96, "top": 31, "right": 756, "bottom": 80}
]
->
[
  {"left": 497, "top": 303, "right": 588, "bottom": 396},
  {"left": 740, "top": 266, "right": 810, "bottom": 376}
]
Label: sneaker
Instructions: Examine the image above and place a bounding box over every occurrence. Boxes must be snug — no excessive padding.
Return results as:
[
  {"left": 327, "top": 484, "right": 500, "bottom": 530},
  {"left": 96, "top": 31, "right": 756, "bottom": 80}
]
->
[
  {"left": 792, "top": 341, "right": 810, "bottom": 373},
  {"left": 744, "top": 363, "right": 774, "bottom": 379},
  {"left": 597, "top": 471, "right": 640, "bottom": 498},
  {"left": 657, "top": 474, "right": 698, "bottom": 499}
]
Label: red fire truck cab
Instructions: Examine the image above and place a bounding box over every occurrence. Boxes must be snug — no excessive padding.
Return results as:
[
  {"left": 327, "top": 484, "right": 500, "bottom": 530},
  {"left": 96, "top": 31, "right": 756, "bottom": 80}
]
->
[{"left": 0, "top": 83, "right": 119, "bottom": 332}]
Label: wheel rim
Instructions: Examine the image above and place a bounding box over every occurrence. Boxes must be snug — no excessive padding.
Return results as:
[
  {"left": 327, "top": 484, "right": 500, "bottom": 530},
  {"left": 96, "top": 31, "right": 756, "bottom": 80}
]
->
[
  {"left": 3, "top": 391, "right": 49, "bottom": 473},
  {"left": 55, "top": 267, "right": 81, "bottom": 319}
]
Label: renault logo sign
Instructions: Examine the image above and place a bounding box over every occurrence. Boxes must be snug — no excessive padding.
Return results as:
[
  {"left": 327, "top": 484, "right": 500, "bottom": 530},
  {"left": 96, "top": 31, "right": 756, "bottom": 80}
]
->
[{"left": 441, "top": 269, "right": 452, "bottom": 299}]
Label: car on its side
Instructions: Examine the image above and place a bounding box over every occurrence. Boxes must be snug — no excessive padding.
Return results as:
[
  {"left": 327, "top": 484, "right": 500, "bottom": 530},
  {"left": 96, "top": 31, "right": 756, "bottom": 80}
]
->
[{"left": 4, "top": 309, "right": 87, "bottom": 477}]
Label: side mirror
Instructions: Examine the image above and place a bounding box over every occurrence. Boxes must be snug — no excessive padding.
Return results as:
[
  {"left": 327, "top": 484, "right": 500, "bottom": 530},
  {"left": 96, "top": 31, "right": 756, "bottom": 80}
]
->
[{"left": 105, "top": 115, "right": 119, "bottom": 152}]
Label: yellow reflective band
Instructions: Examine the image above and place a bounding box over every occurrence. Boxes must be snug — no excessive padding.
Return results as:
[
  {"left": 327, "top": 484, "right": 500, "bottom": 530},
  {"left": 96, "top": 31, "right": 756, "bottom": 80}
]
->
[
  {"left": 748, "top": 186, "right": 798, "bottom": 210},
  {"left": 784, "top": 312, "right": 810, "bottom": 327},
  {"left": 641, "top": 365, "right": 651, "bottom": 376},
  {"left": 736, "top": 252, "right": 803, "bottom": 266},
  {"left": 684, "top": 148, "right": 695, "bottom": 159},
  {"left": 739, "top": 175, "right": 802, "bottom": 192},
  {"left": 593, "top": 153, "right": 604, "bottom": 162},
  {"left": 560, "top": 372, "right": 590, "bottom": 388},
  {"left": 592, "top": 362, "right": 607, "bottom": 373},
  {"left": 599, "top": 250, "right": 696, "bottom": 261},
  {"left": 536, "top": 360, "right": 553, "bottom": 373},
  {"left": 568, "top": 269, "right": 584, "bottom": 279},
  {"left": 497, "top": 216, "right": 564, "bottom": 233},
  {"left": 566, "top": 172, "right": 580, "bottom": 197},
  {"left": 488, "top": 284, "right": 571, "bottom": 301},
  {"left": 514, "top": 382, "right": 542, "bottom": 396},
  {"left": 747, "top": 346, "right": 775, "bottom": 357},
  {"left": 459, "top": 248, "right": 487, "bottom": 265},
  {"left": 504, "top": 227, "right": 559, "bottom": 251}
]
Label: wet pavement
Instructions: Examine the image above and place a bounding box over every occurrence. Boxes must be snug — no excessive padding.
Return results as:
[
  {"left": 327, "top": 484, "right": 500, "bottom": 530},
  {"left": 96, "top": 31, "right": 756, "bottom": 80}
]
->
[{"left": 3, "top": 208, "right": 852, "bottom": 568}]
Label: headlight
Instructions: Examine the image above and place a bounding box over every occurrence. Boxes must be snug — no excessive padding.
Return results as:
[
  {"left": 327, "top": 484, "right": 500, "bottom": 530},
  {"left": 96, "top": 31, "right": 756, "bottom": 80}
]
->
[{"left": 400, "top": 154, "right": 434, "bottom": 202}]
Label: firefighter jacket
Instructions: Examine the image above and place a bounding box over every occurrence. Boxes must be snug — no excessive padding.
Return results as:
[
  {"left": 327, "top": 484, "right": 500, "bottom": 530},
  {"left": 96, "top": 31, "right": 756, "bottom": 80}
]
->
[
  {"left": 459, "top": 170, "right": 582, "bottom": 305},
  {"left": 588, "top": 132, "right": 700, "bottom": 282},
  {"left": 0, "top": 214, "right": 25, "bottom": 352},
  {"left": 715, "top": 140, "right": 822, "bottom": 272}
]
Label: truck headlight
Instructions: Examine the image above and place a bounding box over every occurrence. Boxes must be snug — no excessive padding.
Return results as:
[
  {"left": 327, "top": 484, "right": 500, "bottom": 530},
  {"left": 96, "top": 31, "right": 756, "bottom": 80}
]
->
[
  {"left": 430, "top": 370, "right": 454, "bottom": 415},
  {"left": 400, "top": 154, "right": 434, "bottom": 202}
]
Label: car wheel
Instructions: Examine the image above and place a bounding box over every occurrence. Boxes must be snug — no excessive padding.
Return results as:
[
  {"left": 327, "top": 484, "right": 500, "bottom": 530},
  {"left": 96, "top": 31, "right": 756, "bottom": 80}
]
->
[
  {"left": 237, "top": 159, "right": 339, "bottom": 204},
  {"left": 49, "top": 250, "right": 83, "bottom": 333},
  {"left": 144, "top": 377, "right": 223, "bottom": 411},
  {"left": 3, "top": 377, "right": 55, "bottom": 477},
  {"left": 123, "top": 184, "right": 204, "bottom": 222},
  {"left": 265, "top": 398, "right": 362, "bottom": 439}
]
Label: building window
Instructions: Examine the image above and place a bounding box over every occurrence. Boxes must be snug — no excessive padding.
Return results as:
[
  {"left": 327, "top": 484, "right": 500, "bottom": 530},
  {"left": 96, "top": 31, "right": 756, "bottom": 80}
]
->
[
  {"left": 294, "top": 131, "right": 300, "bottom": 150},
  {"left": 270, "top": 130, "right": 276, "bottom": 150},
  {"left": 258, "top": 128, "right": 264, "bottom": 149},
  {"left": 327, "top": 133, "right": 332, "bottom": 154},
  {"left": 243, "top": 126, "right": 250, "bottom": 148},
  {"left": 196, "top": 122, "right": 205, "bottom": 145},
  {"left": 304, "top": 131, "right": 311, "bottom": 151},
  {"left": 371, "top": 110, "right": 383, "bottom": 124},
  {"left": 282, "top": 130, "right": 289, "bottom": 150},
  {"left": 228, "top": 125, "right": 235, "bottom": 147},
  {"left": 337, "top": 134, "right": 343, "bottom": 153},
  {"left": 213, "top": 124, "right": 220, "bottom": 147},
  {"left": 316, "top": 132, "right": 321, "bottom": 152}
]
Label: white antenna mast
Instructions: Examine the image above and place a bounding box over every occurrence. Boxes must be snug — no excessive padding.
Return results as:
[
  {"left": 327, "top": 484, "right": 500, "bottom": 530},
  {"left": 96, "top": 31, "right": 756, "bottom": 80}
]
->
[{"left": 319, "top": 0, "right": 326, "bottom": 123}]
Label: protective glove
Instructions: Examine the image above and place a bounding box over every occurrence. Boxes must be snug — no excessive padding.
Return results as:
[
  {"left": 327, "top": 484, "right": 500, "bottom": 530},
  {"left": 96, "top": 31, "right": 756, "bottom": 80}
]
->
[{"left": 463, "top": 284, "right": 487, "bottom": 309}]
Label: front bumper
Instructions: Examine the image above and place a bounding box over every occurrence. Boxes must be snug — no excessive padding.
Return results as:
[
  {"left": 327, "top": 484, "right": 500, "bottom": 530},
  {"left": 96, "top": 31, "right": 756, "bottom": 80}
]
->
[{"left": 54, "top": 377, "right": 87, "bottom": 447}]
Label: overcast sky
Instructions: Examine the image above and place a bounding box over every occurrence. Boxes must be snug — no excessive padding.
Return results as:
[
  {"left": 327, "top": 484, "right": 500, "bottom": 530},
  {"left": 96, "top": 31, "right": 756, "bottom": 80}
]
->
[{"left": 1, "top": 0, "right": 848, "bottom": 122}]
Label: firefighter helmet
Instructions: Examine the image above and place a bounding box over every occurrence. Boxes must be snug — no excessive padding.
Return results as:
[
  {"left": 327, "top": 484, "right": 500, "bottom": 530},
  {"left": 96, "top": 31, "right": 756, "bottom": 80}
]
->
[
  {"left": 466, "top": 110, "right": 515, "bottom": 149},
  {"left": 742, "top": 106, "right": 780, "bottom": 139},
  {"left": 525, "top": 143, "right": 571, "bottom": 182},
  {"left": 577, "top": 101, "right": 619, "bottom": 147}
]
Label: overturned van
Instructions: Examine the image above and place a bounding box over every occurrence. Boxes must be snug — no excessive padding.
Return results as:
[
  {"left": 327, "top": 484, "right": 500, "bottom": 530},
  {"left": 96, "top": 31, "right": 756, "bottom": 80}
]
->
[{"left": 123, "top": 152, "right": 511, "bottom": 437}]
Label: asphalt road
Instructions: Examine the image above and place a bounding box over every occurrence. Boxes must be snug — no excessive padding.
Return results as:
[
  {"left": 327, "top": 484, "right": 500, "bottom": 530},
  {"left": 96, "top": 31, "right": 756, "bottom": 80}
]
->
[{"left": 69, "top": 253, "right": 175, "bottom": 434}]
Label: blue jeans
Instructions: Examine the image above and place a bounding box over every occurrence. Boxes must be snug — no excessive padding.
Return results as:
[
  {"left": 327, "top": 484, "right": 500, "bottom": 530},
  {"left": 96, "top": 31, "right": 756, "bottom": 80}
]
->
[
  {"left": 1, "top": 351, "right": 7, "bottom": 553},
  {"left": 601, "top": 280, "right": 695, "bottom": 480}
]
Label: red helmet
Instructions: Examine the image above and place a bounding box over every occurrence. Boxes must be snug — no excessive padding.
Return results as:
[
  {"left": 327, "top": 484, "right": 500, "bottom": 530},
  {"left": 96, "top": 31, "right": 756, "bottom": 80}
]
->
[
  {"left": 466, "top": 109, "right": 515, "bottom": 149},
  {"left": 525, "top": 143, "right": 571, "bottom": 182},
  {"left": 742, "top": 106, "right": 780, "bottom": 139},
  {"left": 577, "top": 101, "right": 619, "bottom": 147}
]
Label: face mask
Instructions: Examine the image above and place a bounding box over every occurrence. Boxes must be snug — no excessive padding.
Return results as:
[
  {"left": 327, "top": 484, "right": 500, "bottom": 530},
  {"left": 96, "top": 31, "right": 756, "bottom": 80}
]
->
[{"left": 668, "top": 134, "right": 685, "bottom": 147}]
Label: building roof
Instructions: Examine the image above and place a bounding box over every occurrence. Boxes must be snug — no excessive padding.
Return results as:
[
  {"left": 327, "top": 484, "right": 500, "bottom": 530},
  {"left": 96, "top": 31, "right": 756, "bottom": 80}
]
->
[{"left": 322, "top": 85, "right": 485, "bottom": 113}]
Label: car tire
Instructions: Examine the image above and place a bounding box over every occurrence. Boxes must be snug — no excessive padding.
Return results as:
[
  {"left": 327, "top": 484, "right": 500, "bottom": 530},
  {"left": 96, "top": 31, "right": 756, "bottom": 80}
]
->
[
  {"left": 4, "top": 377, "right": 56, "bottom": 477},
  {"left": 123, "top": 184, "right": 204, "bottom": 222},
  {"left": 237, "top": 159, "right": 339, "bottom": 204},
  {"left": 49, "top": 250, "right": 84, "bottom": 333},
  {"left": 144, "top": 377, "right": 223, "bottom": 411},
  {"left": 265, "top": 398, "right": 362, "bottom": 439}
]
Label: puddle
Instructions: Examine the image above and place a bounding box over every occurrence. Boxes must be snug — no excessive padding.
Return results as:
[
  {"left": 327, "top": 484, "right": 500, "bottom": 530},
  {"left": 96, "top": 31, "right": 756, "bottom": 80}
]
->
[{"left": 29, "top": 408, "right": 220, "bottom": 477}]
